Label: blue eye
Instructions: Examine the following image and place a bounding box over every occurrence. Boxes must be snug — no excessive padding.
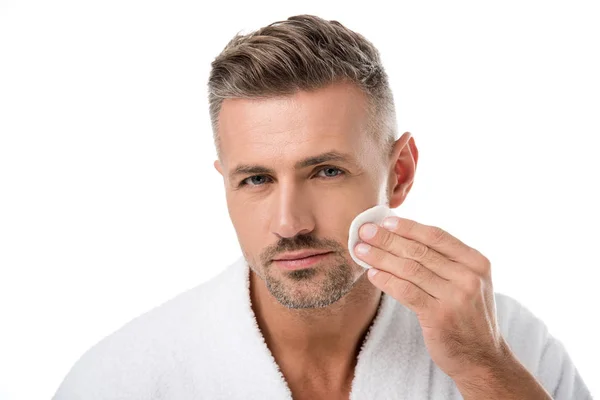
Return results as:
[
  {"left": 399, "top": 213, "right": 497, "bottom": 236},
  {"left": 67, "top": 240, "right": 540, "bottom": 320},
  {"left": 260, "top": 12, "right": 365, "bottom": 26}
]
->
[
  {"left": 238, "top": 175, "right": 272, "bottom": 187},
  {"left": 238, "top": 166, "right": 345, "bottom": 188},
  {"left": 317, "top": 167, "right": 344, "bottom": 178}
]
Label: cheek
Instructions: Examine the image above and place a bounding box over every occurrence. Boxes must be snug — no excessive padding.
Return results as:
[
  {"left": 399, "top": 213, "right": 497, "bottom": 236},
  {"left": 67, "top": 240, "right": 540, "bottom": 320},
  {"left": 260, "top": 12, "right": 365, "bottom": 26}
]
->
[
  {"left": 345, "top": 257, "right": 369, "bottom": 284},
  {"left": 229, "top": 205, "right": 269, "bottom": 249}
]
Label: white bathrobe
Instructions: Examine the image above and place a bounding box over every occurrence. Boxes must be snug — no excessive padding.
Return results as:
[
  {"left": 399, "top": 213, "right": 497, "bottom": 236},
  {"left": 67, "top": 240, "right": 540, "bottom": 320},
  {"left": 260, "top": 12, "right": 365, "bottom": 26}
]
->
[{"left": 53, "top": 255, "right": 592, "bottom": 399}]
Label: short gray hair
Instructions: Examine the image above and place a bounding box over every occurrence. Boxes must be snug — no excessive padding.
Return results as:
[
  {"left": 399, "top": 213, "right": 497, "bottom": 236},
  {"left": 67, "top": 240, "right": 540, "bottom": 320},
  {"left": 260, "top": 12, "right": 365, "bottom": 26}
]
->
[{"left": 208, "top": 14, "right": 398, "bottom": 160}]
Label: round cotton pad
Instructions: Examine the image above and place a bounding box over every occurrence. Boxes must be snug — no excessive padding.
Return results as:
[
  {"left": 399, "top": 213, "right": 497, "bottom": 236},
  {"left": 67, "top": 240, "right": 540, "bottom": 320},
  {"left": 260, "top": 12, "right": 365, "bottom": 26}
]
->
[{"left": 348, "top": 205, "right": 397, "bottom": 269}]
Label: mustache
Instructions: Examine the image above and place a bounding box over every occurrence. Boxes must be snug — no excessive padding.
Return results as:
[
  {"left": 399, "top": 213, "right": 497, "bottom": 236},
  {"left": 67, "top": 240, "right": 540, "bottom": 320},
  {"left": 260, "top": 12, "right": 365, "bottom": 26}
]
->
[{"left": 263, "top": 234, "right": 343, "bottom": 263}]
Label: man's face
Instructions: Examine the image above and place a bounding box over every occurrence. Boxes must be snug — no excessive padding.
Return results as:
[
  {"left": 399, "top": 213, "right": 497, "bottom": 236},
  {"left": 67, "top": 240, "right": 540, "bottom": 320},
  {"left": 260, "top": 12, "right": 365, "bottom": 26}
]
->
[{"left": 214, "top": 82, "right": 390, "bottom": 309}]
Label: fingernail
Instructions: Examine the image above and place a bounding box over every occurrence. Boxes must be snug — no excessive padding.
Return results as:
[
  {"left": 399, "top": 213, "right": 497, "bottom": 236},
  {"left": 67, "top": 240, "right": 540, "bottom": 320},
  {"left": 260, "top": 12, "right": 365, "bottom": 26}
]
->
[
  {"left": 360, "top": 223, "right": 378, "bottom": 239},
  {"left": 368, "top": 268, "right": 379, "bottom": 277},
  {"left": 356, "top": 243, "right": 371, "bottom": 255},
  {"left": 383, "top": 217, "right": 398, "bottom": 230}
]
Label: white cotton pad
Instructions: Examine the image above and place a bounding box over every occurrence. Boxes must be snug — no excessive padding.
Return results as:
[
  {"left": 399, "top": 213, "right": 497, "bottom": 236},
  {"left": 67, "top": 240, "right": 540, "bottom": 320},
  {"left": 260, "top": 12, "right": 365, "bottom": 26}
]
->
[{"left": 348, "top": 204, "right": 397, "bottom": 269}]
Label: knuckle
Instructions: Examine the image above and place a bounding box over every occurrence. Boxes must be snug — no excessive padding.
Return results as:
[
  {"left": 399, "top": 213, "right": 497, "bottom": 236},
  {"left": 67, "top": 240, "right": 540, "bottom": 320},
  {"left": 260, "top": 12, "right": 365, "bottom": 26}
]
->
[
  {"left": 480, "top": 256, "right": 492, "bottom": 275},
  {"left": 380, "top": 274, "right": 395, "bottom": 291},
  {"left": 407, "top": 242, "right": 429, "bottom": 260},
  {"left": 404, "top": 260, "right": 429, "bottom": 285},
  {"left": 370, "top": 247, "right": 383, "bottom": 263},
  {"left": 394, "top": 279, "right": 426, "bottom": 309},
  {"left": 404, "top": 219, "right": 418, "bottom": 234},
  {"left": 380, "top": 231, "right": 395, "bottom": 249},
  {"left": 464, "top": 275, "right": 482, "bottom": 295},
  {"left": 471, "top": 248, "right": 491, "bottom": 269},
  {"left": 391, "top": 278, "right": 411, "bottom": 298},
  {"left": 427, "top": 226, "right": 447, "bottom": 244},
  {"left": 480, "top": 260, "right": 492, "bottom": 276}
]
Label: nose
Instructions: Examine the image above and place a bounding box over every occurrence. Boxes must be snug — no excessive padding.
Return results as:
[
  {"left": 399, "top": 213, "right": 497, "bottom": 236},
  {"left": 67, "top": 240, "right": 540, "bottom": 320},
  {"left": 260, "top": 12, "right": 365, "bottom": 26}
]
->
[{"left": 270, "top": 181, "right": 316, "bottom": 238}]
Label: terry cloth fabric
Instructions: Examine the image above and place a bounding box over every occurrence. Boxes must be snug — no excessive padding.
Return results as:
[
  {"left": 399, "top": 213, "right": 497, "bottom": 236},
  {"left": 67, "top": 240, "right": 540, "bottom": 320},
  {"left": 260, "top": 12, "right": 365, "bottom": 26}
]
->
[{"left": 53, "top": 257, "right": 592, "bottom": 400}]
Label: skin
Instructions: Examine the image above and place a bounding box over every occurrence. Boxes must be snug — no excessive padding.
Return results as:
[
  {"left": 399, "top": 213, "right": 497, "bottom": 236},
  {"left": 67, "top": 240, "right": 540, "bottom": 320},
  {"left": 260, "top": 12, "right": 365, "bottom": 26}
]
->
[{"left": 213, "top": 81, "right": 417, "bottom": 398}]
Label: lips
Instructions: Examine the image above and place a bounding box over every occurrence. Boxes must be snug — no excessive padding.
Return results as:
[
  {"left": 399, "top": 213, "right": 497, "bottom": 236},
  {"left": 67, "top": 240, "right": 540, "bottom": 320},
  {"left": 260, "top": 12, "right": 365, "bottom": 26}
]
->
[
  {"left": 272, "top": 251, "right": 332, "bottom": 271},
  {"left": 273, "top": 250, "right": 331, "bottom": 261}
]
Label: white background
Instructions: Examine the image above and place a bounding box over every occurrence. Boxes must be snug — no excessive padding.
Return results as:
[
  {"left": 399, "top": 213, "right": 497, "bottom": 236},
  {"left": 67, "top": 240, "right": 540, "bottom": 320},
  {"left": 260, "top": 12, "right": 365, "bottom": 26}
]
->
[{"left": 1, "top": 1, "right": 598, "bottom": 399}]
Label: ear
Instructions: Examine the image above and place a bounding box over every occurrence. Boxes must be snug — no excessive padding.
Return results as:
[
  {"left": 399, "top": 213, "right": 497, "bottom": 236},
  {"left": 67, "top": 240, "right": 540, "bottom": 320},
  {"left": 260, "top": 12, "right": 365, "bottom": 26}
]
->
[
  {"left": 387, "top": 132, "right": 418, "bottom": 208},
  {"left": 213, "top": 160, "right": 223, "bottom": 176}
]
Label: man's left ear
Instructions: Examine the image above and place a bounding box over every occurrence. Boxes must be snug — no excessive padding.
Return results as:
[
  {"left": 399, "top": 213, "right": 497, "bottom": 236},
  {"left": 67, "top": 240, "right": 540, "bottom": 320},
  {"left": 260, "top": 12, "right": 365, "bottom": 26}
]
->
[
  {"left": 213, "top": 160, "right": 223, "bottom": 176},
  {"left": 388, "top": 132, "right": 418, "bottom": 208}
]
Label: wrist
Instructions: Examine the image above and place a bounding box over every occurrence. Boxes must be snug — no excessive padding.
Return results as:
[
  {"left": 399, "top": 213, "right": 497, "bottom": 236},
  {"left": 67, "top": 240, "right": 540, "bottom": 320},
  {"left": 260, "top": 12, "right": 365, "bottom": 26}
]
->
[
  {"left": 452, "top": 338, "right": 514, "bottom": 384},
  {"left": 452, "top": 341, "right": 552, "bottom": 400}
]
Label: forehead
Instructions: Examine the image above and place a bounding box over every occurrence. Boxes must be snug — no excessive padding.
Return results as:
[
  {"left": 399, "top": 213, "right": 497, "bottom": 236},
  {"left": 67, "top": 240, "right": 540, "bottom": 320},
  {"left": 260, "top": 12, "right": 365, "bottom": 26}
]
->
[{"left": 217, "top": 82, "right": 373, "bottom": 167}]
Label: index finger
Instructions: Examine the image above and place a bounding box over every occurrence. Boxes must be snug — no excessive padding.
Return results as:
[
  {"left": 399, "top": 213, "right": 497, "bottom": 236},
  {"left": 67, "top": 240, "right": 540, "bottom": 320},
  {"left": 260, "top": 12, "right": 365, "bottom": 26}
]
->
[{"left": 383, "top": 217, "right": 488, "bottom": 274}]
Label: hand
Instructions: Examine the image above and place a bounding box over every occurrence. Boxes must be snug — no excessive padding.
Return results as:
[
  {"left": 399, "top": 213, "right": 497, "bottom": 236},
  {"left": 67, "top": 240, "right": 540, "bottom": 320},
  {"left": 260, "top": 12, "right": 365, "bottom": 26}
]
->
[{"left": 354, "top": 217, "right": 510, "bottom": 381}]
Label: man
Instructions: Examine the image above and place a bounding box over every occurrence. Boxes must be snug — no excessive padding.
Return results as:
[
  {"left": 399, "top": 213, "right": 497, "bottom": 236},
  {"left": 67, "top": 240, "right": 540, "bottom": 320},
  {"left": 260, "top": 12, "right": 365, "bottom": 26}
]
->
[{"left": 53, "top": 14, "right": 591, "bottom": 399}]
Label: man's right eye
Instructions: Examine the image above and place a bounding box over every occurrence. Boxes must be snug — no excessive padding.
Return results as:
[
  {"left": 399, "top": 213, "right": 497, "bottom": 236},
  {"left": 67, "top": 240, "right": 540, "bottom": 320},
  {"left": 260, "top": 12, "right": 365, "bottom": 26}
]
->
[{"left": 238, "top": 175, "right": 271, "bottom": 187}]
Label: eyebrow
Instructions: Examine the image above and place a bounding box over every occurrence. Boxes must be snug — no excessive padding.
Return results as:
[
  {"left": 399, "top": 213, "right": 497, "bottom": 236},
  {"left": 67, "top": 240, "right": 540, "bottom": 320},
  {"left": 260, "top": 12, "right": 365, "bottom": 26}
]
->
[{"left": 229, "top": 151, "right": 356, "bottom": 180}]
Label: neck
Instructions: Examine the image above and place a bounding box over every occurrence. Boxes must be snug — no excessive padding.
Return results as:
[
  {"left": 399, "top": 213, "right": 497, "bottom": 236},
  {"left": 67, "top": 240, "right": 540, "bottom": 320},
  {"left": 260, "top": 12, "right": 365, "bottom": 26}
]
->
[{"left": 249, "top": 267, "right": 383, "bottom": 389}]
